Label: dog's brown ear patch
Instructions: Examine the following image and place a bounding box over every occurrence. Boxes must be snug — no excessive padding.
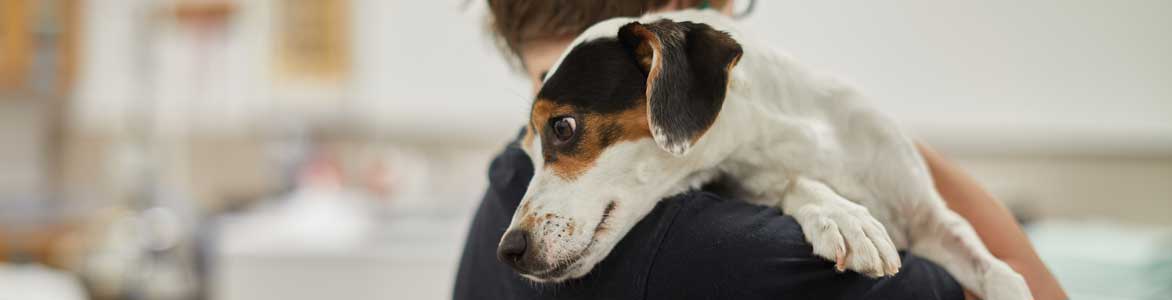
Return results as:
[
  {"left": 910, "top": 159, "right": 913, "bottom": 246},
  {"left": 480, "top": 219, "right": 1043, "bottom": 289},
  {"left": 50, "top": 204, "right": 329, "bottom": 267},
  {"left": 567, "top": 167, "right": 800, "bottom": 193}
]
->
[{"left": 619, "top": 20, "right": 743, "bottom": 156}]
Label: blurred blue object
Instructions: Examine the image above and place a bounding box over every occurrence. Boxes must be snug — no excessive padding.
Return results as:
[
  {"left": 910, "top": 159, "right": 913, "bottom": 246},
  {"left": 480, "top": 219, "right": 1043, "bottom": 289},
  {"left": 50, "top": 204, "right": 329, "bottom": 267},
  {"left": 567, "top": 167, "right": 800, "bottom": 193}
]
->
[{"left": 1029, "top": 220, "right": 1172, "bottom": 300}]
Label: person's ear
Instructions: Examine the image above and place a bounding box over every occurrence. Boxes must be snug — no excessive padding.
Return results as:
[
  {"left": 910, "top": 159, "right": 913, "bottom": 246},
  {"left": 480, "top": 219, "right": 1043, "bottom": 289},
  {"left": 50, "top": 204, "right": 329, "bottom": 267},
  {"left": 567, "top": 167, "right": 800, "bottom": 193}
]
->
[{"left": 618, "top": 20, "right": 743, "bottom": 156}]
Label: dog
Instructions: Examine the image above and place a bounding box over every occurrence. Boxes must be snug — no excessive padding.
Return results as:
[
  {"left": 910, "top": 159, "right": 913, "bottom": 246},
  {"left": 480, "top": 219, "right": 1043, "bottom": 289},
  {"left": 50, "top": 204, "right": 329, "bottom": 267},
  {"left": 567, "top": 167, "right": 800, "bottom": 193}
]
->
[{"left": 496, "top": 9, "right": 1031, "bottom": 300}]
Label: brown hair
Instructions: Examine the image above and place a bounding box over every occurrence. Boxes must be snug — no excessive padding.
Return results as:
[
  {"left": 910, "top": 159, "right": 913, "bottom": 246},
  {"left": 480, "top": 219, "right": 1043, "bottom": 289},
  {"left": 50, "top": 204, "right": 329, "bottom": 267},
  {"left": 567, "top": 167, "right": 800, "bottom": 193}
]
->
[{"left": 486, "top": 0, "right": 727, "bottom": 68}]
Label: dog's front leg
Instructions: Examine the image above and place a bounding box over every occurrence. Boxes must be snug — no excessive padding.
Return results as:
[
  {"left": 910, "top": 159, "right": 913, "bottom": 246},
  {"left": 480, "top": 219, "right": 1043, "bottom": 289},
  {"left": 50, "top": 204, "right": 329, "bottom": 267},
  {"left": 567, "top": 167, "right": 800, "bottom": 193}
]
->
[{"left": 780, "top": 177, "right": 902, "bottom": 277}]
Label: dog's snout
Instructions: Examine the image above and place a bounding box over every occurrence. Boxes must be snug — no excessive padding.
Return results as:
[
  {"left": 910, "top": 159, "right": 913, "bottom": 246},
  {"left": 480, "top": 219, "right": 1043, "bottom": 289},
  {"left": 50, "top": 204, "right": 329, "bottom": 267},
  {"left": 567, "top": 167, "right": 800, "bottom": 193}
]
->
[{"left": 498, "top": 229, "right": 529, "bottom": 269}]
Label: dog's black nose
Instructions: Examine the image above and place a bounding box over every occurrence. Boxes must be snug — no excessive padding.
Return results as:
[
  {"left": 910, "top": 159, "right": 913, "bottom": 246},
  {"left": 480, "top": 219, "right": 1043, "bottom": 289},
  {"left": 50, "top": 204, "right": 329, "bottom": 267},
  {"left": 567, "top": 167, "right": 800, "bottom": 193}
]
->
[{"left": 497, "top": 229, "right": 529, "bottom": 269}]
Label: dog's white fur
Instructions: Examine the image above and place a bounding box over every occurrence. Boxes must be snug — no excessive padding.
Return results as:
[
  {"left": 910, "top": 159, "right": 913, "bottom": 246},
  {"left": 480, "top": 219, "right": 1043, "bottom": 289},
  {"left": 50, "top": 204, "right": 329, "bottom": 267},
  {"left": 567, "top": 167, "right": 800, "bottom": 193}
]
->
[{"left": 507, "top": 10, "right": 1031, "bottom": 299}]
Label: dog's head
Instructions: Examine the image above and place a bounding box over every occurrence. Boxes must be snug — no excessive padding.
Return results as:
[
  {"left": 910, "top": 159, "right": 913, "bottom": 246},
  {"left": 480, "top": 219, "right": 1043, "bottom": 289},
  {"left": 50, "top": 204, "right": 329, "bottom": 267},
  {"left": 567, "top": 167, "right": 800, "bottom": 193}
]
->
[{"left": 498, "top": 18, "right": 742, "bottom": 282}]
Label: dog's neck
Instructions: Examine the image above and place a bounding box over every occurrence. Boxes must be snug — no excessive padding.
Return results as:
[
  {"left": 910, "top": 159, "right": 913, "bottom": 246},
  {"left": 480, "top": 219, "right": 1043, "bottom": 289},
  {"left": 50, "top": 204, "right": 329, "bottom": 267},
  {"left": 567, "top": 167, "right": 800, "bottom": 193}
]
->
[{"left": 656, "top": 45, "right": 853, "bottom": 201}]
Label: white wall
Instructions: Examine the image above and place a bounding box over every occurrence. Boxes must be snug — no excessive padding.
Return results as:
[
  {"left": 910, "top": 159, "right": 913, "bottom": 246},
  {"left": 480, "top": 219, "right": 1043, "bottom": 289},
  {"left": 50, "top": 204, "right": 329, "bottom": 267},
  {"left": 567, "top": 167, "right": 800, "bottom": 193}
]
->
[
  {"left": 349, "top": 0, "right": 1172, "bottom": 155},
  {"left": 350, "top": 0, "right": 530, "bottom": 144},
  {"left": 76, "top": 0, "right": 1171, "bottom": 154},
  {"left": 71, "top": 0, "right": 1171, "bottom": 224},
  {"left": 75, "top": 0, "right": 276, "bottom": 134},
  {"left": 728, "top": 1, "right": 1172, "bottom": 224},
  {"left": 75, "top": 0, "right": 529, "bottom": 143},
  {"left": 740, "top": 0, "right": 1172, "bottom": 156}
]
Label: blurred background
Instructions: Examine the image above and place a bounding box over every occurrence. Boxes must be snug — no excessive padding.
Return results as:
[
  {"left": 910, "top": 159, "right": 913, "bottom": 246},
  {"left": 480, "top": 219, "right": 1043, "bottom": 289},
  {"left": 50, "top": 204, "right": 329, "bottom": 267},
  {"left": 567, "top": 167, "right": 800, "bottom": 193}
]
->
[{"left": 0, "top": 0, "right": 1169, "bottom": 299}]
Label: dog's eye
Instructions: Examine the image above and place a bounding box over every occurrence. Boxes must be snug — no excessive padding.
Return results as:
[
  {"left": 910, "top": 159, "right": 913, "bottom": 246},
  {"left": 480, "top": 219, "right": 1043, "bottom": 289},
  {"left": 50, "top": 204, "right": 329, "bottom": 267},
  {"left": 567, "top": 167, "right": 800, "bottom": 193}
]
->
[{"left": 551, "top": 117, "right": 577, "bottom": 142}]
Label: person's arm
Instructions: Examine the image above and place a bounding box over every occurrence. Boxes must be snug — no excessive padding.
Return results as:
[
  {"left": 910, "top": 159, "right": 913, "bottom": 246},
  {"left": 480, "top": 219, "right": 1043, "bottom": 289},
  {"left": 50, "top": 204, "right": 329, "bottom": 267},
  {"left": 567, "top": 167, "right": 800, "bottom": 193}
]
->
[{"left": 916, "top": 143, "right": 1067, "bottom": 300}]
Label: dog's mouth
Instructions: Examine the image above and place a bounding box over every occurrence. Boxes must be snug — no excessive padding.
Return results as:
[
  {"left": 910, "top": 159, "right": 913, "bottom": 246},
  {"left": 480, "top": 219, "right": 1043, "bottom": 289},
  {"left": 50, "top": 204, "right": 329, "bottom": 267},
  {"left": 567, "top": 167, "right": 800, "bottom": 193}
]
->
[
  {"left": 525, "top": 201, "right": 617, "bottom": 280},
  {"left": 530, "top": 257, "right": 581, "bottom": 279}
]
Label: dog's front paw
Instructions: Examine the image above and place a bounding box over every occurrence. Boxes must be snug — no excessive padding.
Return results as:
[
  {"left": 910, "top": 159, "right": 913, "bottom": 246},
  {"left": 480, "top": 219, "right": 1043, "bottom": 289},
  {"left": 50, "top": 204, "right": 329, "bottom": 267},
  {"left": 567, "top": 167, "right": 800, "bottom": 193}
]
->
[
  {"left": 792, "top": 202, "right": 901, "bottom": 277},
  {"left": 980, "top": 262, "right": 1032, "bottom": 300}
]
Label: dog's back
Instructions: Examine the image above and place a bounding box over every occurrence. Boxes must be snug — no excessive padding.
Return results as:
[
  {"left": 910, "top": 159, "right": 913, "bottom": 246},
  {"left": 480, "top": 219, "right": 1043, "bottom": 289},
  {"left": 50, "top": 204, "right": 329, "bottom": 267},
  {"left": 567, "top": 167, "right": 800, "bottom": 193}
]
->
[
  {"left": 505, "top": 10, "right": 1031, "bottom": 299},
  {"left": 616, "top": 10, "right": 1033, "bottom": 299}
]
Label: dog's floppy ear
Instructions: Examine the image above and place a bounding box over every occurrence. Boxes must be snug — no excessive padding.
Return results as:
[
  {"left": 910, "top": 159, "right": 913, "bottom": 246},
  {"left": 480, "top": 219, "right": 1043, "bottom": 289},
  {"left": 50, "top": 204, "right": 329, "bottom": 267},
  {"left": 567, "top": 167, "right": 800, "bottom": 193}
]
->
[{"left": 619, "top": 20, "right": 742, "bottom": 156}]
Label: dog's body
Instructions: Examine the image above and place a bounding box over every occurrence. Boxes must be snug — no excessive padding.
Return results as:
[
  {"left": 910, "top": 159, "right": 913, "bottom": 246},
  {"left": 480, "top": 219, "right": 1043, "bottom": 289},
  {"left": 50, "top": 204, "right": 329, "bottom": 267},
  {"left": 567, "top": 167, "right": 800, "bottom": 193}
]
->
[{"left": 498, "top": 10, "right": 1031, "bottom": 300}]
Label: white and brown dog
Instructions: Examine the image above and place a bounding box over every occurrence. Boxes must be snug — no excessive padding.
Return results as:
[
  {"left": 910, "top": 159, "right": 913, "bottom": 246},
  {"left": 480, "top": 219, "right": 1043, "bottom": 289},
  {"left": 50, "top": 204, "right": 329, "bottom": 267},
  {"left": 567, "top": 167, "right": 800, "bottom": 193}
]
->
[{"left": 498, "top": 9, "right": 1031, "bottom": 300}]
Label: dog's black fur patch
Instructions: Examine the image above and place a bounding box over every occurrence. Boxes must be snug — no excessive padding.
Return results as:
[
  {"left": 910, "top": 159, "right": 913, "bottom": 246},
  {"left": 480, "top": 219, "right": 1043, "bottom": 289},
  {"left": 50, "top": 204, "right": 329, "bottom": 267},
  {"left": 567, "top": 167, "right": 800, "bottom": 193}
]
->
[
  {"left": 538, "top": 39, "right": 647, "bottom": 115},
  {"left": 535, "top": 39, "right": 648, "bottom": 161},
  {"left": 532, "top": 20, "right": 741, "bottom": 166}
]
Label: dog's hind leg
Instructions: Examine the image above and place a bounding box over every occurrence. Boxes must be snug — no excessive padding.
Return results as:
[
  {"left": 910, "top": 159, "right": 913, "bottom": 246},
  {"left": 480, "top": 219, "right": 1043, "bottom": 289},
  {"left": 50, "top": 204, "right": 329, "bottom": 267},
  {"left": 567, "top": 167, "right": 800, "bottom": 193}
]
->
[
  {"left": 861, "top": 150, "right": 1030, "bottom": 298},
  {"left": 835, "top": 110, "right": 1031, "bottom": 298},
  {"left": 906, "top": 200, "right": 1032, "bottom": 300}
]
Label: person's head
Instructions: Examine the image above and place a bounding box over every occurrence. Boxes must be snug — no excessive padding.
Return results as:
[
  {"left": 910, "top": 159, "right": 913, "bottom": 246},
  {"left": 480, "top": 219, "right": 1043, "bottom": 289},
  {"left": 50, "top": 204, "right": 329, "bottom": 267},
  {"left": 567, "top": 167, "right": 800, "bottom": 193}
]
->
[{"left": 487, "top": 0, "right": 738, "bottom": 93}]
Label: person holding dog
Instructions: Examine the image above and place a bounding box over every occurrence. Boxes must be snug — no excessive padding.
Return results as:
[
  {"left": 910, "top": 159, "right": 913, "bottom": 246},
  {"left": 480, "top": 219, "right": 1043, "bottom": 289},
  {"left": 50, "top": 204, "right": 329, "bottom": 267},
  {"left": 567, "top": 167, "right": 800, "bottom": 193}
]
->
[{"left": 455, "top": 1, "right": 1066, "bottom": 299}]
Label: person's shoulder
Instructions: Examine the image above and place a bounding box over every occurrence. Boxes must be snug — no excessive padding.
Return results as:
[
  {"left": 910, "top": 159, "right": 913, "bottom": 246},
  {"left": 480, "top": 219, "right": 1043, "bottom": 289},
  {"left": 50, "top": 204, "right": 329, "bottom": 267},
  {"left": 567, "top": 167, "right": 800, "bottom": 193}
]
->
[
  {"left": 641, "top": 192, "right": 825, "bottom": 298},
  {"left": 644, "top": 192, "right": 964, "bottom": 300},
  {"left": 650, "top": 191, "right": 822, "bottom": 275},
  {"left": 657, "top": 191, "right": 814, "bottom": 258}
]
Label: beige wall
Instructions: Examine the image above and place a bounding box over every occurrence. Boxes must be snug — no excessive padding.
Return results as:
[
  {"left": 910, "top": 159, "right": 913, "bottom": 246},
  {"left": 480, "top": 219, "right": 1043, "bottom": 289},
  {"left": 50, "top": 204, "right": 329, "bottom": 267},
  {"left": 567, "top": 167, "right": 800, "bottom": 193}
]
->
[
  {"left": 957, "top": 154, "right": 1172, "bottom": 225},
  {"left": 61, "top": 132, "right": 276, "bottom": 213}
]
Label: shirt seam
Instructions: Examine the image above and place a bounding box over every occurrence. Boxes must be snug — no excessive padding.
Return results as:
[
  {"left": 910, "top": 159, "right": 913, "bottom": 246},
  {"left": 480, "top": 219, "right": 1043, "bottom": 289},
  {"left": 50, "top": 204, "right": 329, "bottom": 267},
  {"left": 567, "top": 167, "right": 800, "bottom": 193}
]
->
[{"left": 639, "top": 196, "right": 688, "bottom": 300}]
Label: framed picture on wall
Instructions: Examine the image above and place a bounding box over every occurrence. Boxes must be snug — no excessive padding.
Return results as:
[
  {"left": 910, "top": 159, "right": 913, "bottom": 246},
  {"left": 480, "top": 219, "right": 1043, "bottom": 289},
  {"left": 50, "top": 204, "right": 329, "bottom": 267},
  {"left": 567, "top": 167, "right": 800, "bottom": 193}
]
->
[
  {"left": 1, "top": 0, "right": 31, "bottom": 91},
  {"left": 0, "top": 0, "right": 78, "bottom": 94},
  {"left": 273, "top": 0, "right": 350, "bottom": 83}
]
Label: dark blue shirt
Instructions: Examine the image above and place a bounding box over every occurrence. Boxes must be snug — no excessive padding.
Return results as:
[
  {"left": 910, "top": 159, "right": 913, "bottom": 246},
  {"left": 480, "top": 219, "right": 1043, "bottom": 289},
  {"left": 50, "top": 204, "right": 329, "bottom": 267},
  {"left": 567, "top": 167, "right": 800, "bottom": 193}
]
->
[{"left": 453, "top": 137, "right": 963, "bottom": 300}]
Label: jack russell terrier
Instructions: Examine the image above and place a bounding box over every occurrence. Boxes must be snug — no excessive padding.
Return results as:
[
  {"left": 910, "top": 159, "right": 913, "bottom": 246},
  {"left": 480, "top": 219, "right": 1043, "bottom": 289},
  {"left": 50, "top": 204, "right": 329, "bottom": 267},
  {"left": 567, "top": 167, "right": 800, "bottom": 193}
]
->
[{"left": 497, "top": 9, "right": 1031, "bottom": 300}]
